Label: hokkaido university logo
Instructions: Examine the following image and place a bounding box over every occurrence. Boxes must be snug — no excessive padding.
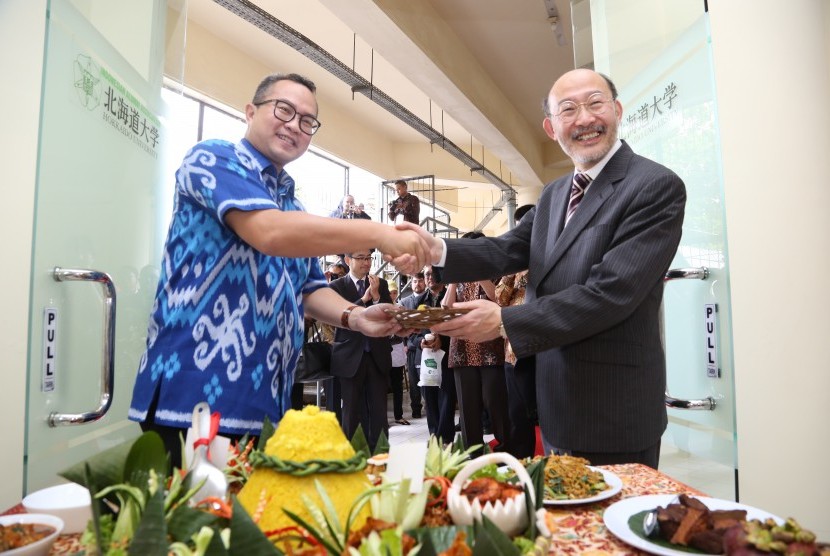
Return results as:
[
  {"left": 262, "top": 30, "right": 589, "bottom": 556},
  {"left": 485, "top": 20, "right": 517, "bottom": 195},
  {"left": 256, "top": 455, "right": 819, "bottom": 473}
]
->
[{"left": 74, "top": 53, "right": 102, "bottom": 110}]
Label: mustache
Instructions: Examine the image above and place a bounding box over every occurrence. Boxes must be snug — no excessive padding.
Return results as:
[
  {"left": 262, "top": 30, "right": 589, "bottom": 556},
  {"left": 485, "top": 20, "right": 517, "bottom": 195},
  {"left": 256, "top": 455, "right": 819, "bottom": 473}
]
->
[{"left": 570, "top": 124, "right": 606, "bottom": 139}]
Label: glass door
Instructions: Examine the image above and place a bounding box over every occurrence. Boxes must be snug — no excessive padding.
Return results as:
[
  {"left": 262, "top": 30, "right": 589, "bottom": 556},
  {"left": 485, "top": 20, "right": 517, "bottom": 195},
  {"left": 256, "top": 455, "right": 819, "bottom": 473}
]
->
[
  {"left": 585, "top": 0, "right": 738, "bottom": 500},
  {"left": 25, "top": 0, "right": 175, "bottom": 492}
]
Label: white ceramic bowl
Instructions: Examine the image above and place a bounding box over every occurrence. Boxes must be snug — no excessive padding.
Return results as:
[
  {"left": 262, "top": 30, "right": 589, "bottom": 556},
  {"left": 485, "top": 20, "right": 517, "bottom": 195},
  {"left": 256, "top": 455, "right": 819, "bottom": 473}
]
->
[
  {"left": 22, "top": 483, "right": 92, "bottom": 535},
  {"left": 0, "top": 513, "right": 64, "bottom": 555}
]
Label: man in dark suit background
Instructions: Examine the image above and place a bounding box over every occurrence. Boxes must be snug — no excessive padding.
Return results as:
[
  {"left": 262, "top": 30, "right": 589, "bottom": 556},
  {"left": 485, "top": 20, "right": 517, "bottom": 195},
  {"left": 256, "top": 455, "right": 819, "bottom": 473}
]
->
[
  {"left": 328, "top": 249, "right": 392, "bottom": 450},
  {"left": 401, "top": 69, "right": 686, "bottom": 469}
]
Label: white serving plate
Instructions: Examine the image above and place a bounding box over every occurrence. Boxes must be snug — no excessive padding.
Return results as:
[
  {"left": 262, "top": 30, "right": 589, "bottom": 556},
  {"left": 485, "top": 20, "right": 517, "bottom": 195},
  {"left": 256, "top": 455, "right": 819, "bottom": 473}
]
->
[
  {"left": 543, "top": 467, "right": 623, "bottom": 506},
  {"left": 602, "top": 494, "right": 782, "bottom": 556}
]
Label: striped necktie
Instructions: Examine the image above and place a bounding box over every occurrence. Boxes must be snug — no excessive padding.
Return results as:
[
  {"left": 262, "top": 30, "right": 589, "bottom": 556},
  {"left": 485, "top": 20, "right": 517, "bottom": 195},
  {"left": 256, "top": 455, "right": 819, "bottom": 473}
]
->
[
  {"left": 565, "top": 172, "right": 592, "bottom": 225},
  {"left": 355, "top": 279, "right": 370, "bottom": 350}
]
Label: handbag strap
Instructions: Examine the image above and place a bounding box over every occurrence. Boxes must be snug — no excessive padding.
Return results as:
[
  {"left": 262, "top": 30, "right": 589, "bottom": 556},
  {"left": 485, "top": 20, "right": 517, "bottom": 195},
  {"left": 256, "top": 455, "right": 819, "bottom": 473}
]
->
[{"left": 308, "top": 319, "right": 323, "bottom": 342}]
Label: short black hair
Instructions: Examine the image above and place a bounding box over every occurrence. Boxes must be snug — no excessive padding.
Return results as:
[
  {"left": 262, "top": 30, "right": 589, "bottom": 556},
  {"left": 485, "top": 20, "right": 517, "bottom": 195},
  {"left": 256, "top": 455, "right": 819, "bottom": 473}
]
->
[
  {"left": 252, "top": 73, "right": 317, "bottom": 104},
  {"left": 412, "top": 271, "right": 425, "bottom": 279},
  {"left": 346, "top": 248, "right": 375, "bottom": 257},
  {"left": 514, "top": 204, "right": 535, "bottom": 222},
  {"left": 462, "top": 231, "right": 485, "bottom": 239}
]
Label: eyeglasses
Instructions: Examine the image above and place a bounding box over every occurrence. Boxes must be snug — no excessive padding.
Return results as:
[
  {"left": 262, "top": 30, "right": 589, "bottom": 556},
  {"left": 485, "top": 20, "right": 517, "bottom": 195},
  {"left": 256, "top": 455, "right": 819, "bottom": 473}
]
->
[
  {"left": 553, "top": 93, "right": 614, "bottom": 123},
  {"left": 348, "top": 255, "right": 372, "bottom": 262},
  {"left": 253, "top": 98, "right": 322, "bottom": 136}
]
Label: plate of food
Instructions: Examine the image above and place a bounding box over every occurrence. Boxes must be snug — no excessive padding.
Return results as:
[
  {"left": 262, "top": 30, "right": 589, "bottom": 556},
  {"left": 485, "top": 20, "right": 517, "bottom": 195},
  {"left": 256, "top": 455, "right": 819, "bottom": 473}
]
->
[
  {"left": 384, "top": 306, "right": 471, "bottom": 328},
  {"left": 602, "top": 494, "right": 783, "bottom": 556},
  {"left": 540, "top": 454, "right": 623, "bottom": 506}
]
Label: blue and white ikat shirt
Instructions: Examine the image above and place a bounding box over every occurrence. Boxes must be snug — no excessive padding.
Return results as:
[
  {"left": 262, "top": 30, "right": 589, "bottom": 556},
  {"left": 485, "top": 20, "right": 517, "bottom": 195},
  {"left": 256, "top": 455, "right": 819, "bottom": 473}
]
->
[{"left": 128, "top": 138, "right": 327, "bottom": 435}]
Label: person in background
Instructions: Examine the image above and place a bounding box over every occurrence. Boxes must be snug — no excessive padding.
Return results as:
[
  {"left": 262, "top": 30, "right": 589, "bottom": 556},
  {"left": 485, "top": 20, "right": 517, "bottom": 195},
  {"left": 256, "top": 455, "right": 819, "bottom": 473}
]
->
[
  {"left": 129, "top": 73, "right": 427, "bottom": 466},
  {"left": 495, "top": 203, "right": 537, "bottom": 458},
  {"left": 388, "top": 179, "right": 420, "bottom": 225},
  {"left": 400, "top": 69, "right": 686, "bottom": 469},
  {"left": 442, "top": 232, "right": 510, "bottom": 454},
  {"left": 324, "top": 259, "right": 349, "bottom": 283},
  {"left": 415, "top": 265, "right": 457, "bottom": 444},
  {"left": 353, "top": 203, "right": 372, "bottom": 220},
  {"left": 399, "top": 271, "right": 428, "bottom": 419},
  {"left": 328, "top": 249, "right": 393, "bottom": 450},
  {"left": 387, "top": 279, "right": 408, "bottom": 425},
  {"left": 320, "top": 259, "right": 347, "bottom": 418},
  {"left": 329, "top": 194, "right": 356, "bottom": 219}
]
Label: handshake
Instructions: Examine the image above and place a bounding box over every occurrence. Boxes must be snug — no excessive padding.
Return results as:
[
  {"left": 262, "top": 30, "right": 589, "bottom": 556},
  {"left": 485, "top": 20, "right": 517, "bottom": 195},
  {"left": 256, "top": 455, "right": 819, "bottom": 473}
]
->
[{"left": 378, "top": 222, "right": 441, "bottom": 275}]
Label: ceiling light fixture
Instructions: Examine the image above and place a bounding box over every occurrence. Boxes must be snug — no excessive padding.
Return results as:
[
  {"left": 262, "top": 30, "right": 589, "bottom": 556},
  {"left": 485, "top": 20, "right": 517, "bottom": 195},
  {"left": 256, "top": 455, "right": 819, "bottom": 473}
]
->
[{"left": 542, "top": 0, "right": 567, "bottom": 47}]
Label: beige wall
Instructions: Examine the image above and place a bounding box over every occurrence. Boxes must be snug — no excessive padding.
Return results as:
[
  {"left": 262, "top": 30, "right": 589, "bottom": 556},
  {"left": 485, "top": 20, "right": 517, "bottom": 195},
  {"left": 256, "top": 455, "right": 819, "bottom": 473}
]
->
[
  {"left": 0, "top": 0, "right": 44, "bottom": 509},
  {"left": 710, "top": 0, "right": 830, "bottom": 535}
]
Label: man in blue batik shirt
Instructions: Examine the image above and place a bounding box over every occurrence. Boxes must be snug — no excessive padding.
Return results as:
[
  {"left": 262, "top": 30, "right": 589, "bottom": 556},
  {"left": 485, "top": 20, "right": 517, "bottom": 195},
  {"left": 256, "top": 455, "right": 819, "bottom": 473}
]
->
[{"left": 129, "top": 73, "right": 428, "bottom": 464}]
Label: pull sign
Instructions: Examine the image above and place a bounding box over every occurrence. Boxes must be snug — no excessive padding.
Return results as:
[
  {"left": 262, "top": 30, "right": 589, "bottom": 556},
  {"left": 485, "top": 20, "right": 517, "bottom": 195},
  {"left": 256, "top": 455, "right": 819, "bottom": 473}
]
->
[
  {"left": 704, "top": 303, "right": 720, "bottom": 378},
  {"left": 42, "top": 308, "right": 58, "bottom": 392}
]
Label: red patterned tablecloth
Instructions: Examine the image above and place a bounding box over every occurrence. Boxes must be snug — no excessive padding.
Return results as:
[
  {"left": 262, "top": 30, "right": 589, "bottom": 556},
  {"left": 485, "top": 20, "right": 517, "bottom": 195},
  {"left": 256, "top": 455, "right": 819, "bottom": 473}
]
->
[
  {"left": 3, "top": 463, "right": 702, "bottom": 555},
  {"left": 544, "top": 463, "right": 705, "bottom": 555}
]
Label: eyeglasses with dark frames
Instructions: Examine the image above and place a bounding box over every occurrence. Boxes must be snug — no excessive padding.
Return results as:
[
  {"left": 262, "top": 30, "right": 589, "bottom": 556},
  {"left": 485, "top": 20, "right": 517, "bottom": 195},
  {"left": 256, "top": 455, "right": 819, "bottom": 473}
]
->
[{"left": 253, "top": 98, "right": 322, "bottom": 136}]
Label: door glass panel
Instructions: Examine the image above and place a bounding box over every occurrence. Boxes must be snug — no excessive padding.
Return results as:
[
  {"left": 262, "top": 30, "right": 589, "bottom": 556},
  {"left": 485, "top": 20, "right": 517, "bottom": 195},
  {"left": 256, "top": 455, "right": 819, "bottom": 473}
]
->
[
  {"left": 25, "top": 0, "right": 176, "bottom": 491},
  {"left": 587, "top": 0, "right": 737, "bottom": 499}
]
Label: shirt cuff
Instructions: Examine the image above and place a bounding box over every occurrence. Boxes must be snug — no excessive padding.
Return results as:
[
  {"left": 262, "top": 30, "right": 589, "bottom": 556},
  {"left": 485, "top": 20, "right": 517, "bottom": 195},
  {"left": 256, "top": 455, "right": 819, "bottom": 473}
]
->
[{"left": 436, "top": 239, "right": 448, "bottom": 267}]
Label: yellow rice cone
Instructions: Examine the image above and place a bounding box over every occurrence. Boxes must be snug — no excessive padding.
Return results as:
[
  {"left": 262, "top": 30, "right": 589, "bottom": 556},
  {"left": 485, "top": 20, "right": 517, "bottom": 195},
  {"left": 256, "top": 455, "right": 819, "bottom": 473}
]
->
[{"left": 238, "top": 406, "right": 371, "bottom": 534}]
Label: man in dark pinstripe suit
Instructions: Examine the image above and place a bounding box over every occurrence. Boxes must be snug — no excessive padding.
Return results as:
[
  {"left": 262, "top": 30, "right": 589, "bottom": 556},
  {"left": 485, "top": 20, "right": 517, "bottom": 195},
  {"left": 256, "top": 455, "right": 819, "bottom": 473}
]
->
[{"left": 402, "top": 69, "right": 686, "bottom": 469}]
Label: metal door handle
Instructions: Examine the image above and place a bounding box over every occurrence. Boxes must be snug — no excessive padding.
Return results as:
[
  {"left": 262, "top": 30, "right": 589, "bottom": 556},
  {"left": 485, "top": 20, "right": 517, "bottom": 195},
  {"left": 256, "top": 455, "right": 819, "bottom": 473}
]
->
[
  {"left": 665, "top": 394, "right": 716, "bottom": 410},
  {"left": 663, "top": 266, "right": 716, "bottom": 411},
  {"left": 664, "top": 267, "right": 709, "bottom": 281},
  {"left": 48, "top": 267, "right": 116, "bottom": 427}
]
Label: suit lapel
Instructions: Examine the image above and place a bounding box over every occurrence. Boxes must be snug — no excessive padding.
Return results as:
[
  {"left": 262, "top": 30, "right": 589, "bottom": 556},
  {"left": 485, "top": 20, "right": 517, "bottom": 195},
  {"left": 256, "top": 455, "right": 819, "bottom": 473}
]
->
[
  {"left": 543, "top": 178, "right": 570, "bottom": 268},
  {"left": 335, "top": 275, "right": 360, "bottom": 303},
  {"left": 543, "top": 143, "right": 633, "bottom": 272}
]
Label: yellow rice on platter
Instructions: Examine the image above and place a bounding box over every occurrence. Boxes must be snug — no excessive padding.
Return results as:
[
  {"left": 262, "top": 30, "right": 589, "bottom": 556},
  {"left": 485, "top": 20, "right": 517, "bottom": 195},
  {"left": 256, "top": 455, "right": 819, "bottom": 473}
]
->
[{"left": 237, "top": 405, "right": 371, "bottom": 533}]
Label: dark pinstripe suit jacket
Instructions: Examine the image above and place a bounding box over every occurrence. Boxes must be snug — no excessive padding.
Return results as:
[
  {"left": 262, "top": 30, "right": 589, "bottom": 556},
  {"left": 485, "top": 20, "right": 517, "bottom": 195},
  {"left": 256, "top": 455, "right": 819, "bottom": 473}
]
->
[
  {"left": 328, "top": 275, "right": 392, "bottom": 378},
  {"left": 440, "top": 142, "right": 686, "bottom": 453}
]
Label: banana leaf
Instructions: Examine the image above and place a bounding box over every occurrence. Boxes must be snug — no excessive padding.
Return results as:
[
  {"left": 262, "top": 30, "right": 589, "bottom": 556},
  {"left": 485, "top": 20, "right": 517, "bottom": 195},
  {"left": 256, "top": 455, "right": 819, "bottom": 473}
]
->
[
  {"left": 374, "top": 429, "right": 389, "bottom": 456},
  {"left": 350, "top": 425, "right": 370, "bottom": 458},
  {"left": 409, "top": 525, "right": 473, "bottom": 556},
  {"left": 471, "top": 515, "right": 521, "bottom": 556},
  {"left": 257, "top": 416, "right": 276, "bottom": 451},
  {"left": 167, "top": 504, "right": 219, "bottom": 543},
  {"left": 59, "top": 434, "right": 135, "bottom": 489},
  {"left": 409, "top": 516, "right": 525, "bottom": 555},
  {"left": 83, "top": 463, "right": 106, "bottom": 554},
  {"left": 627, "top": 511, "right": 701, "bottom": 553},
  {"left": 128, "top": 486, "right": 168, "bottom": 555},
  {"left": 227, "top": 497, "right": 285, "bottom": 556},
  {"left": 520, "top": 455, "right": 548, "bottom": 540}
]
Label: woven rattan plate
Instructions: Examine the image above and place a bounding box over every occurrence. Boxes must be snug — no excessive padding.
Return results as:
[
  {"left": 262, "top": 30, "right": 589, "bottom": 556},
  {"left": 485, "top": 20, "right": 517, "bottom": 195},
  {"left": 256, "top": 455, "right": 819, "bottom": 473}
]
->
[{"left": 384, "top": 307, "right": 472, "bottom": 328}]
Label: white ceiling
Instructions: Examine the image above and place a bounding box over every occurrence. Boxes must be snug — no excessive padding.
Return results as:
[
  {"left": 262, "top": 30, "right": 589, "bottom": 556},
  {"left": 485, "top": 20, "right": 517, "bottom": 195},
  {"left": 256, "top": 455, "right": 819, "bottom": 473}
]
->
[{"left": 182, "top": 0, "right": 579, "bottom": 197}]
